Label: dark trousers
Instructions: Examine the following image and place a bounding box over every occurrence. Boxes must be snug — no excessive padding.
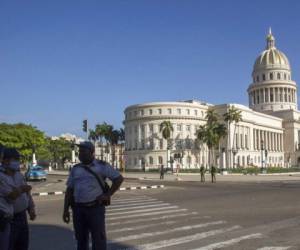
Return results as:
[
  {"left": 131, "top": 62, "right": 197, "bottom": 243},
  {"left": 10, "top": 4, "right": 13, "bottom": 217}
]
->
[
  {"left": 9, "top": 211, "right": 29, "bottom": 250},
  {"left": 73, "top": 203, "right": 106, "bottom": 250},
  {"left": 0, "top": 222, "right": 10, "bottom": 250},
  {"left": 160, "top": 173, "right": 164, "bottom": 179},
  {"left": 201, "top": 173, "right": 205, "bottom": 182},
  {"left": 211, "top": 174, "right": 216, "bottom": 183}
]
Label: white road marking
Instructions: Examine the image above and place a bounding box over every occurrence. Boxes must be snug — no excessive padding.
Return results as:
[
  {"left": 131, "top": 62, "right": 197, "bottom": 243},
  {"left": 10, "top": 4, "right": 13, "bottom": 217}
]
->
[
  {"left": 108, "top": 220, "right": 177, "bottom": 233},
  {"left": 112, "top": 197, "right": 149, "bottom": 202},
  {"left": 108, "top": 203, "right": 171, "bottom": 212},
  {"left": 191, "top": 233, "right": 263, "bottom": 250},
  {"left": 110, "top": 221, "right": 227, "bottom": 242},
  {"left": 107, "top": 211, "right": 198, "bottom": 226},
  {"left": 257, "top": 247, "right": 291, "bottom": 250},
  {"left": 39, "top": 192, "right": 48, "bottom": 196},
  {"left": 107, "top": 205, "right": 178, "bottom": 216},
  {"left": 117, "top": 225, "right": 241, "bottom": 250},
  {"left": 107, "top": 208, "right": 188, "bottom": 221},
  {"left": 112, "top": 198, "right": 157, "bottom": 204},
  {"left": 109, "top": 200, "right": 164, "bottom": 208}
]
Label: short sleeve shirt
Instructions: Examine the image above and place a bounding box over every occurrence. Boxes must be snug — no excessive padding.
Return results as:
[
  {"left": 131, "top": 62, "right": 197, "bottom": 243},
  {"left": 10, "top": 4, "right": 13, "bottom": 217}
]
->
[
  {"left": 0, "top": 167, "right": 14, "bottom": 216},
  {"left": 66, "top": 160, "right": 120, "bottom": 203}
]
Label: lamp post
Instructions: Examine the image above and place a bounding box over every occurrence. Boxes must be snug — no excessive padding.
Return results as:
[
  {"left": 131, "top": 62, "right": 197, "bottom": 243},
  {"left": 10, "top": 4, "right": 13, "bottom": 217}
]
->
[
  {"left": 32, "top": 144, "right": 37, "bottom": 166},
  {"left": 232, "top": 148, "right": 238, "bottom": 168},
  {"left": 260, "top": 140, "right": 264, "bottom": 173}
]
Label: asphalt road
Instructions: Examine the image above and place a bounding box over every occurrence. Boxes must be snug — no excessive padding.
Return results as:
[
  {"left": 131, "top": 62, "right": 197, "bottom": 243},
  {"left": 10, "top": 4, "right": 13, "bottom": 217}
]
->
[{"left": 28, "top": 178, "right": 300, "bottom": 250}]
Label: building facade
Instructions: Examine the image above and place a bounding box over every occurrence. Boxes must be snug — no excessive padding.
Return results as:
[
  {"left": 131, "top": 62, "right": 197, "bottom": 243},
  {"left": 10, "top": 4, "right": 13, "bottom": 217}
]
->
[{"left": 124, "top": 30, "right": 300, "bottom": 170}]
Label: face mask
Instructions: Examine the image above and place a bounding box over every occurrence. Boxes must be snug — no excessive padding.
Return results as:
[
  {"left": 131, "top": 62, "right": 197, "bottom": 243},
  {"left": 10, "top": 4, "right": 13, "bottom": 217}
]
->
[{"left": 7, "top": 161, "right": 20, "bottom": 171}]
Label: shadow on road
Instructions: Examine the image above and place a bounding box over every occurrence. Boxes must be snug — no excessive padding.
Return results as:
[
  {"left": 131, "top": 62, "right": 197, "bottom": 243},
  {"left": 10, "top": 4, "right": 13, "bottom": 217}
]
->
[{"left": 29, "top": 224, "right": 137, "bottom": 250}]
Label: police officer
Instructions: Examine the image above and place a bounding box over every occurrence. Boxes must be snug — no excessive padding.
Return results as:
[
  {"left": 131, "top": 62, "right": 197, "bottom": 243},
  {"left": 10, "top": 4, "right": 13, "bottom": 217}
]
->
[
  {"left": 200, "top": 165, "right": 205, "bottom": 182},
  {"left": 3, "top": 148, "right": 36, "bottom": 250},
  {"left": 211, "top": 165, "right": 217, "bottom": 183},
  {"left": 0, "top": 148, "right": 32, "bottom": 250},
  {"left": 63, "top": 141, "right": 123, "bottom": 250},
  {"left": 159, "top": 164, "right": 164, "bottom": 180}
]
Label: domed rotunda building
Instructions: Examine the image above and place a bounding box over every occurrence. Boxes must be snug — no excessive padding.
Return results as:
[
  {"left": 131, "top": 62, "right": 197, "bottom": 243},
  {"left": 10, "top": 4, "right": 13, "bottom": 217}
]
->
[{"left": 124, "top": 30, "right": 300, "bottom": 170}]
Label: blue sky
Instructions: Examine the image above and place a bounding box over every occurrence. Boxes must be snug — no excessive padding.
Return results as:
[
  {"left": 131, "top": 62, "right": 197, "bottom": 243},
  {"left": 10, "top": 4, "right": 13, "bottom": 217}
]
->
[{"left": 1, "top": 0, "right": 300, "bottom": 137}]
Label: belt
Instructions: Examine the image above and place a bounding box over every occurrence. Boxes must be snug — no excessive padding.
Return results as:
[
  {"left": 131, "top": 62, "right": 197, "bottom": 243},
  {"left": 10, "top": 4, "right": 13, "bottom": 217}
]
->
[{"left": 75, "top": 200, "right": 101, "bottom": 207}]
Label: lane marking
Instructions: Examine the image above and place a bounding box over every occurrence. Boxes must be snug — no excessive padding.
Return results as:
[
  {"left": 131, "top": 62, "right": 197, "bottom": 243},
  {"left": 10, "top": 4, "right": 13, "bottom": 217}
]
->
[
  {"left": 257, "top": 247, "right": 291, "bottom": 250},
  {"left": 110, "top": 221, "right": 227, "bottom": 242},
  {"left": 107, "top": 208, "right": 188, "bottom": 221},
  {"left": 107, "top": 211, "right": 198, "bottom": 226},
  {"left": 112, "top": 199, "right": 157, "bottom": 204},
  {"left": 190, "top": 233, "right": 263, "bottom": 250},
  {"left": 112, "top": 197, "right": 149, "bottom": 202},
  {"left": 115, "top": 225, "right": 241, "bottom": 250},
  {"left": 108, "top": 203, "right": 171, "bottom": 212},
  {"left": 109, "top": 201, "right": 164, "bottom": 208},
  {"left": 107, "top": 205, "right": 178, "bottom": 216},
  {"left": 108, "top": 220, "right": 177, "bottom": 233}
]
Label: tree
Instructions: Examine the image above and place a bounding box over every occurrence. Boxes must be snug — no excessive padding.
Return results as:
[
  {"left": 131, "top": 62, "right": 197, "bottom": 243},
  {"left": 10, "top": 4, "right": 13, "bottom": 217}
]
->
[
  {"left": 118, "top": 128, "right": 125, "bottom": 170},
  {"left": 95, "top": 122, "right": 113, "bottom": 160},
  {"left": 88, "top": 129, "right": 98, "bottom": 145},
  {"left": 197, "top": 110, "right": 227, "bottom": 168},
  {"left": 223, "top": 106, "right": 242, "bottom": 168},
  {"left": 0, "top": 123, "right": 47, "bottom": 162},
  {"left": 47, "top": 138, "right": 72, "bottom": 168},
  {"left": 159, "top": 121, "right": 174, "bottom": 167}
]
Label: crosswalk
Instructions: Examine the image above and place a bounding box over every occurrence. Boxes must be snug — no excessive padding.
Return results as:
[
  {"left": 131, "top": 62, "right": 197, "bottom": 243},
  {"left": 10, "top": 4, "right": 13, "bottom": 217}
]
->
[{"left": 103, "top": 195, "right": 293, "bottom": 250}]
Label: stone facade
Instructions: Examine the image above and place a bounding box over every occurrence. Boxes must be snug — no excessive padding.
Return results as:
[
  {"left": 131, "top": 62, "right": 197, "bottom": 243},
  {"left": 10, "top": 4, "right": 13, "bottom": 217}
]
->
[{"left": 124, "top": 30, "right": 300, "bottom": 170}]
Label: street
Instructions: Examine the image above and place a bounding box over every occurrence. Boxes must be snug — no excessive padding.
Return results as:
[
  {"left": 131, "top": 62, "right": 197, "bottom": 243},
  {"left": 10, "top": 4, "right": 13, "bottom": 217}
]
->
[{"left": 27, "top": 175, "right": 300, "bottom": 250}]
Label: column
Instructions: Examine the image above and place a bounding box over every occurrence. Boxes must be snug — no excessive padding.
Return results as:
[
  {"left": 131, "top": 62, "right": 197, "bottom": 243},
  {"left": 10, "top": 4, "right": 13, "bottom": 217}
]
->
[
  {"left": 253, "top": 129, "right": 256, "bottom": 150},
  {"left": 258, "top": 130, "right": 261, "bottom": 150},
  {"left": 264, "top": 131, "right": 267, "bottom": 149},
  {"left": 275, "top": 133, "right": 278, "bottom": 151}
]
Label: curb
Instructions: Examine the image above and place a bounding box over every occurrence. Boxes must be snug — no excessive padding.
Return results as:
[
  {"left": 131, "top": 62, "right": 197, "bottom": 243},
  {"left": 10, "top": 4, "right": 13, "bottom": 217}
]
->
[{"left": 31, "top": 185, "right": 165, "bottom": 197}]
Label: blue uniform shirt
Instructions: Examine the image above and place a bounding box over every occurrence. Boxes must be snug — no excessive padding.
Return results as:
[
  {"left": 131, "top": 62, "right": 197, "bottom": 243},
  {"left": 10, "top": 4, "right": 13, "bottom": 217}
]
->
[
  {"left": 66, "top": 160, "right": 120, "bottom": 203},
  {"left": 0, "top": 168, "right": 13, "bottom": 216}
]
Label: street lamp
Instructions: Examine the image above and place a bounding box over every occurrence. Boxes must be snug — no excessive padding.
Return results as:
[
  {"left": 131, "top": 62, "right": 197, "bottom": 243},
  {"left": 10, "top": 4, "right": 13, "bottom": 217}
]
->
[{"left": 260, "top": 140, "right": 264, "bottom": 173}]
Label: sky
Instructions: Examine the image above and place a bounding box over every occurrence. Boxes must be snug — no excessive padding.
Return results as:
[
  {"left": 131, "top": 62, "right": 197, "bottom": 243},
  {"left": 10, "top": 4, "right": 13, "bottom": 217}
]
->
[{"left": 1, "top": 0, "right": 300, "bottom": 137}]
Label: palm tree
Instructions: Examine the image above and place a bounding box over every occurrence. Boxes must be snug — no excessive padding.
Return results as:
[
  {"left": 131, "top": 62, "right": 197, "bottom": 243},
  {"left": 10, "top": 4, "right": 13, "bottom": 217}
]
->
[
  {"left": 159, "top": 121, "right": 174, "bottom": 168},
  {"left": 223, "top": 106, "right": 242, "bottom": 168},
  {"left": 88, "top": 129, "right": 98, "bottom": 145},
  {"left": 196, "top": 114, "right": 227, "bottom": 168},
  {"left": 118, "top": 128, "right": 125, "bottom": 170},
  {"left": 107, "top": 129, "right": 120, "bottom": 167},
  {"left": 95, "top": 122, "right": 112, "bottom": 160}
]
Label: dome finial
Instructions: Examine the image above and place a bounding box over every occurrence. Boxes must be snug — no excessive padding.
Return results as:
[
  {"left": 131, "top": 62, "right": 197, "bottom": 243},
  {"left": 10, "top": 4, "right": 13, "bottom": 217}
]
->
[{"left": 266, "top": 27, "right": 275, "bottom": 49}]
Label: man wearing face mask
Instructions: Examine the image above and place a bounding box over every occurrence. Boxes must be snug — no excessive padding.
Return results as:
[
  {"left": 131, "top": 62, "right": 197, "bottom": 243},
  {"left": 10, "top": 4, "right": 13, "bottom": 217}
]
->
[
  {"left": 0, "top": 148, "right": 36, "bottom": 250},
  {"left": 63, "top": 141, "right": 123, "bottom": 250}
]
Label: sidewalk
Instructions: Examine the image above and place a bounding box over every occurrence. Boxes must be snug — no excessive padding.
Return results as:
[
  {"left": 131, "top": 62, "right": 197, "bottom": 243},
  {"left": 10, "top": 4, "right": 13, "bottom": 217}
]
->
[{"left": 47, "top": 170, "right": 300, "bottom": 182}]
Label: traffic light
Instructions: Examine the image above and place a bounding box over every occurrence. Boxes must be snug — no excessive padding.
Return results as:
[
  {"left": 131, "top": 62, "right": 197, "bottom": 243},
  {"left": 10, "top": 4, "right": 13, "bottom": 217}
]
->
[{"left": 82, "top": 119, "right": 88, "bottom": 132}]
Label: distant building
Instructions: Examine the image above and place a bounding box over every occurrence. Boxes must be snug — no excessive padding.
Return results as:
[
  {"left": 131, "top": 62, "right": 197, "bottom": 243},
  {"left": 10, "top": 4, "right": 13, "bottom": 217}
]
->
[{"left": 124, "top": 30, "right": 300, "bottom": 170}]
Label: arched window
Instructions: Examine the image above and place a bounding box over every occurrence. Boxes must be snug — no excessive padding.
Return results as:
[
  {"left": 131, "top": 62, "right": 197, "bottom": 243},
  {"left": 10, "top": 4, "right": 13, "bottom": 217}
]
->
[
  {"left": 158, "top": 156, "right": 163, "bottom": 165},
  {"left": 270, "top": 73, "right": 273, "bottom": 80},
  {"left": 149, "top": 156, "right": 153, "bottom": 165},
  {"left": 284, "top": 73, "right": 287, "bottom": 80},
  {"left": 262, "top": 74, "right": 266, "bottom": 81},
  {"left": 256, "top": 75, "right": 259, "bottom": 82},
  {"left": 277, "top": 73, "right": 281, "bottom": 80}
]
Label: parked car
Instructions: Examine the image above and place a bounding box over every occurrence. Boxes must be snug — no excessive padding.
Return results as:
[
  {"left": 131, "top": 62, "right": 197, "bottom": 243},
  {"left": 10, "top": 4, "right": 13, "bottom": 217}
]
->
[{"left": 25, "top": 165, "right": 47, "bottom": 181}]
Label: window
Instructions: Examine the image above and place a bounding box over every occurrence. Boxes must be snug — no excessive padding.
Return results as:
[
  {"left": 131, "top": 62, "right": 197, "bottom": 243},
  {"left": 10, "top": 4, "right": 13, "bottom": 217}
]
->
[
  {"left": 194, "top": 110, "right": 198, "bottom": 116},
  {"left": 149, "top": 156, "right": 153, "bottom": 165},
  {"left": 256, "top": 75, "right": 259, "bottom": 82},
  {"left": 284, "top": 73, "right": 287, "bottom": 80},
  {"left": 149, "top": 139, "right": 154, "bottom": 149},
  {"left": 134, "top": 110, "right": 138, "bottom": 116},
  {"left": 149, "top": 124, "right": 154, "bottom": 133},
  {"left": 186, "top": 109, "right": 190, "bottom": 115},
  {"left": 134, "top": 125, "right": 138, "bottom": 133},
  {"left": 159, "top": 139, "right": 163, "bottom": 149},
  {"left": 168, "top": 108, "right": 172, "bottom": 114},
  {"left": 177, "top": 124, "right": 182, "bottom": 131},
  {"left": 186, "top": 125, "right": 191, "bottom": 131},
  {"left": 177, "top": 108, "right": 181, "bottom": 115},
  {"left": 158, "top": 109, "right": 162, "bottom": 114},
  {"left": 263, "top": 74, "right": 266, "bottom": 81},
  {"left": 270, "top": 73, "right": 273, "bottom": 80},
  {"left": 141, "top": 110, "right": 144, "bottom": 116},
  {"left": 141, "top": 125, "right": 145, "bottom": 133},
  {"left": 158, "top": 156, "right": 163, "bottom": 164},
  {"left": 149, "top": 109, "right": 153, "bottom": 115},
  {"left": 134, "top": 158, "right": 137, "bottom": 165},
  {"left": 277, "top": 73, "right": 281, "bottom": 80},
  {"left": 141, "top": 139, "right": 145, "bottom": 149}
]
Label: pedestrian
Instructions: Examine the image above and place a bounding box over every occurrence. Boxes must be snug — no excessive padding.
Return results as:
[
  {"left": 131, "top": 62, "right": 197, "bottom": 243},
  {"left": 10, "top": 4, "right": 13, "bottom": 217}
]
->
[
  {"left": 176, "top": 163, "right": 180, "bottom": 177},
  {"left": 211, "top": 165, "right": 217, "bottom": 183},
  {"left": 1, "top": 148, "right": 35, "bottom": 250},
  {"left": 200, "top": 165, "right": 205, "bottom": 182},
  {"left": 63, "top": 141, "right": 124, "bottom": 250},
  {"left": 159, "top": 164, "right": 164, "bottom": 180},
  {"left": 0, "top": 148, "right": 33, "bottom": 250}
]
